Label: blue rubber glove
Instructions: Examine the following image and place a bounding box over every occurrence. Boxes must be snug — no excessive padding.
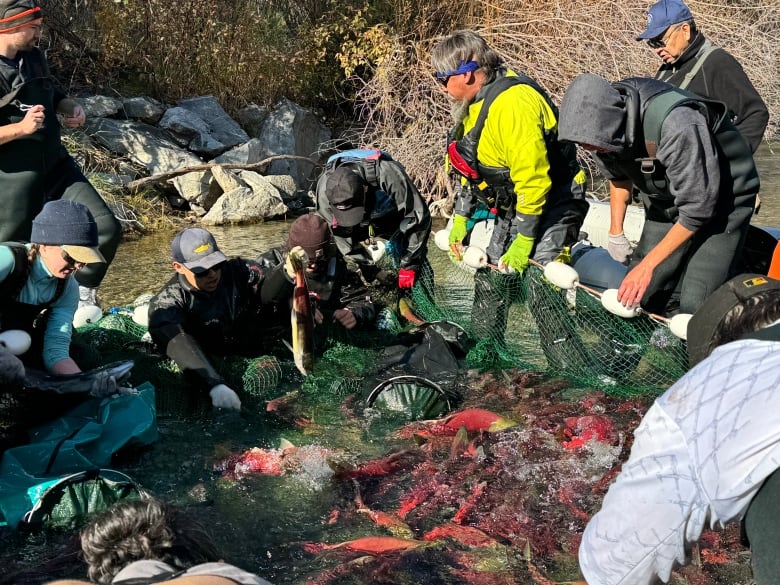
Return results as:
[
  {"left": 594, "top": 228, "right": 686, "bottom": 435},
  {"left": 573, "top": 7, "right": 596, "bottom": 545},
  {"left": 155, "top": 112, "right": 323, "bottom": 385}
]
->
[{"left": 499, "top": 234, "right": 535, "bottom": 274}]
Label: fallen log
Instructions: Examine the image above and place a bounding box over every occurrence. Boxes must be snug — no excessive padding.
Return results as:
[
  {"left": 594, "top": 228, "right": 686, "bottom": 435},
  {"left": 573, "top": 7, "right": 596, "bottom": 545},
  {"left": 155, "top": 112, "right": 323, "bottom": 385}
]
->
[{"left": 126, "top": 154, "right": 320, "bottom": 191}]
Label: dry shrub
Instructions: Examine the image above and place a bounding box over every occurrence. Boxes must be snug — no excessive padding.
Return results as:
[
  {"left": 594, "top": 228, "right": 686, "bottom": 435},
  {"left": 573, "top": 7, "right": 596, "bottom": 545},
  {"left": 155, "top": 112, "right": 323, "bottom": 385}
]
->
[{"left": 355, "top": 0, "right": 780, "bottom": 206}]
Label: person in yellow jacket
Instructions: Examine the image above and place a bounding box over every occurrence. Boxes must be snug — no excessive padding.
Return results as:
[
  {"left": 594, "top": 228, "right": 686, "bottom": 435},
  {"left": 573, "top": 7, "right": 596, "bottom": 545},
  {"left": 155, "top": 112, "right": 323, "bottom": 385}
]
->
[{"left": 431, "top": 30, "right": 588, "bottom": 365}]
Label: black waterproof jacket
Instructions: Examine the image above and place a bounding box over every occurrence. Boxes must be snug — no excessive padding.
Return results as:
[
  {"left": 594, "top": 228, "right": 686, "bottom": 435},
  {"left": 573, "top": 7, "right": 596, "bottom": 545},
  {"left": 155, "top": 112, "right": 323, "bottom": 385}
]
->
[
  {"left": 147, "top": 258, "right": 291, "bottom": 391},
  {"left": 655, "top": 33, "right": 768, "bottom": 153}
]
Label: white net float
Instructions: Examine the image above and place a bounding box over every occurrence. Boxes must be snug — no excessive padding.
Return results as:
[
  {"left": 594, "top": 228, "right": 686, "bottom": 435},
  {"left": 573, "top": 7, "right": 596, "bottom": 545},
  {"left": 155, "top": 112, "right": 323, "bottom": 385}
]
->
[
  {"left": 668, "top": 313, "right": 692, "bottom": 340},
  {"left": 73, "top": 305, "right": 103, "bottom": 328},
  {"left": 600, "top": 288, "right": 641, "bottom": 318},
  {"left": 543, "top": 262, "right": 580, "bottom": 290},
  {"left": 462, "top": 246, "right": 489, "bottom": 269},
  {"left": 0, "top": 329, "right": 32, "bottom": 356},
  {"left": 132, "top": 303, "right": 151, "bottom": 327},
  {"left": 433, "top": 229, "right": 451, "bottom": 251},
  {"left": 367, "top": 240, "right": 386, "bottom": 262}
]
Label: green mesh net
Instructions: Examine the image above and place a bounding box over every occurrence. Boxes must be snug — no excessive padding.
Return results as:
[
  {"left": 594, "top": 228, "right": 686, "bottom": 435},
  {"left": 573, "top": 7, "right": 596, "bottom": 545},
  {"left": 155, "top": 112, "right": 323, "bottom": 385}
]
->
[
  {"left": 71, "top": 313, "right": 285, "bottom": 417},
  {"left": 408, "top": 247, "right": 690, "bottom": 397},
  {"left": 69, "top": 237, "right": 688, "bottom": 421}
]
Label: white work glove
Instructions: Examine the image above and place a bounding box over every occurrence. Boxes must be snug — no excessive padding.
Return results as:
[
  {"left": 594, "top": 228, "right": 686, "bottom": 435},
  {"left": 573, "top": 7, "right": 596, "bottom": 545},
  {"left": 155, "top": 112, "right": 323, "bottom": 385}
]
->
[
  {"left": 284, "top": 246, "right": 309, "bottom": 279},
  {"left": 210, "top": 383, "right": 242, "bottom": 410},
  {"left": 607, "top": 232, "right": 633, "bottom": 264}
]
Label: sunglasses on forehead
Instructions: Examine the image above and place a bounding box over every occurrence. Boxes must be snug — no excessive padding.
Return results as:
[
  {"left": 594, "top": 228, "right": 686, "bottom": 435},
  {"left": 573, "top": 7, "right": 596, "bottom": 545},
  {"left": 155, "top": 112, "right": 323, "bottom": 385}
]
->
[{"left": 433, "top": 60, "right": 480, "bottom": 87}]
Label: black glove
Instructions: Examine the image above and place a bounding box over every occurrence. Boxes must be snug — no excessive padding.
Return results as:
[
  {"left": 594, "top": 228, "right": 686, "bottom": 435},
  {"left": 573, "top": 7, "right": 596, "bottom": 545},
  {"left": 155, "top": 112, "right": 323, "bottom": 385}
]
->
[{"left": 375, "top": 269, "right": 398, "bottom": 287}]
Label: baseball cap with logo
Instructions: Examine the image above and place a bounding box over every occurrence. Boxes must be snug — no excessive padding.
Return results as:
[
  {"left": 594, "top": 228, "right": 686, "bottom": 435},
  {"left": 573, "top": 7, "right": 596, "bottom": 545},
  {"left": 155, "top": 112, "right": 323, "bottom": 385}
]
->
[
  {"left": 325, "top": 166, "right": 367, "bottom": 228},
  {"left": 171, "top": 227, "right": 227, "bottom": 273},
  {"left": 636, "top": 0, "right": 693, "bottom": 41}
]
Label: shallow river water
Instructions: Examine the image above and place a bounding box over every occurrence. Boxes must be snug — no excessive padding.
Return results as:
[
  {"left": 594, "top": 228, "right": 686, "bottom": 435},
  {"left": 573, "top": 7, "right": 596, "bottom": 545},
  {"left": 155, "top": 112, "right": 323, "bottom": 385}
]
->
[{"left": 1, "top": 144, "right": 778, "bottom": 585}]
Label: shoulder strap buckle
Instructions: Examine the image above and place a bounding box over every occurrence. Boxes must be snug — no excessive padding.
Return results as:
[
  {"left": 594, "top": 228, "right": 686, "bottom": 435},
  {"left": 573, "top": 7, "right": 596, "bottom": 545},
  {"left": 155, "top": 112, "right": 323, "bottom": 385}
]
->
[{"left": 637, "top": 157, "right": 656, "bottom": 175}]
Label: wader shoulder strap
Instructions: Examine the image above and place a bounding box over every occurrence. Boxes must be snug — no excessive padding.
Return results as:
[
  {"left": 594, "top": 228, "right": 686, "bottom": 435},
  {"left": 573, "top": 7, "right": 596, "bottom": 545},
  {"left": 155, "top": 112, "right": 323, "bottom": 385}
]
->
[
  {"left": 641, "top": 88, "right": 690, "bottom": 159},
  {"left": 678, "top": 40, "right": 717, "bottom": 91},
  {"left": 641, "top": 86, "right": 729, "bottom": 161},
  {"left": 465, "top": 75, "right": 554, "bottom": 158},
  {"left": 0, "top": 49, "right": 52, "bottom": 109}
]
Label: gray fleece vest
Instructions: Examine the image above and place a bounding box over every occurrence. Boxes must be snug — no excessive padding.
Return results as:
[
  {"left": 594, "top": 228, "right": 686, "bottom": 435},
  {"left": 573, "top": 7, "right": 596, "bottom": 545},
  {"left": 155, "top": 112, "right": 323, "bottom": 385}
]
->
[{"left": 613, "top": 78, "right": 758, "bottom": 208}]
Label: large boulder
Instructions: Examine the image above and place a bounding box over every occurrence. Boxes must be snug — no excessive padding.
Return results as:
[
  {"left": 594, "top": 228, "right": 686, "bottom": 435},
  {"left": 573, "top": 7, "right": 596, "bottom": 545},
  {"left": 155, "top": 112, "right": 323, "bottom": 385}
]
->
[
  {"left": 256, "top": 98, "right": 330, "bottom": 190},
  {"left": 177, "top": 95, "right": 250, "bottom": 150},
  {"left": 85, "top": 118, "right": 202, "bottom": 176},
  {"left": 121, "top": 96, "right": 166, "bottom": 125},
  {"left": 201, "top": 172, "right": 287, "bottom": 225}
]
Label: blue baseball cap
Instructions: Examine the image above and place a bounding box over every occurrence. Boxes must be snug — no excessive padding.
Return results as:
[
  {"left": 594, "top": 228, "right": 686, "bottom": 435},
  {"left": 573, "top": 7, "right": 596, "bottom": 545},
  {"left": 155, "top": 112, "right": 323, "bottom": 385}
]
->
[{"left": 636, "top": 0, "right": 693, "bottom": 41}]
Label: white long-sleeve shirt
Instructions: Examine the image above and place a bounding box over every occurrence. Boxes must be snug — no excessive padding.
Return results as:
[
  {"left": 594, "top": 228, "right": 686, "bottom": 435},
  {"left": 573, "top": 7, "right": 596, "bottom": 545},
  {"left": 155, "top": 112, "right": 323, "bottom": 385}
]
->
[{"left": 579, "top": 337, "right": 780, "bottom": 584}]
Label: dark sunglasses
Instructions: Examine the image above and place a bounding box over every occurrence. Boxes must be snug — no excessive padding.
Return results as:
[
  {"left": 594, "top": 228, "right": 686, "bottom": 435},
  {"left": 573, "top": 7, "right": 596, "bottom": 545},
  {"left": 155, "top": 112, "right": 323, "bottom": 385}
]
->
[
  {"left": 60, "top": 247, "right": 86, "bottom": 269},
  {"left": 193, "top": 263, "right": 224, "bottom": 278},
  {"left": 433, "top": 60, "right": 480, "bottom": 88},
  {"left": 647, "top": 25, "right": 680, "bottom": 49}
]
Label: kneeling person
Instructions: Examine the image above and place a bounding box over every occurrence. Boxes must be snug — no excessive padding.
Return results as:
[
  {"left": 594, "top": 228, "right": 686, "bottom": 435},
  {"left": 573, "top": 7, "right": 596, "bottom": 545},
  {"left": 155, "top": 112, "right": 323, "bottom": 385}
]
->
[
  {"left": 261, "top": 214, "right": 376, "bottom": 332},
  {"left": 0, "top": 200, "right": 105, "bottom": 376},
  {"left": 147, "top": 228, "right": 291, "bottom": 410}
]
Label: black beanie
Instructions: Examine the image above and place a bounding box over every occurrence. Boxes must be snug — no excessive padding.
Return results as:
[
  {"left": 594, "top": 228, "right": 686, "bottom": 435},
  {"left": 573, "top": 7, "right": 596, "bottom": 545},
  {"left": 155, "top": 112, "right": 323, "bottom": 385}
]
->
[
  {"left": 31, "top": 200, "right": 99, "bottom": 246},
  {"left": 0, "top": 0, "right": 42, "bottom": 32}
]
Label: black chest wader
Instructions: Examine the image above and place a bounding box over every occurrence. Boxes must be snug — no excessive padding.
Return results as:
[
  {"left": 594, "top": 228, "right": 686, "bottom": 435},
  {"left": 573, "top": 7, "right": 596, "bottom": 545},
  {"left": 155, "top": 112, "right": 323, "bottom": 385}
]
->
[
  {"left": 448, "top": 75, "right": 595, "bottom": 374},
  {"left": 0, "top": 50, "right": 65, "bottom": 243},
  {"left": 609, "top": 78, "right": 759, "bottom": 314},
  {"left": 0, "top": 51, "right": 122, "bottom": 289}
]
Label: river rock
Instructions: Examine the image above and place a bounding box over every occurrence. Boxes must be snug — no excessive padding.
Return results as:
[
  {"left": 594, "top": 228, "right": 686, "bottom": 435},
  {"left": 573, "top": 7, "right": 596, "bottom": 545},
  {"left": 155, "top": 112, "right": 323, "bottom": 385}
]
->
[
  {"left": 256, "top": 97, "right": 330, "bottom": 189},
  {"left": 201, "top": 176, "right": 287, "bottom": 225},
  {"left": 121, "top": 96, "right": 165, "bottom": 124},
  {"left": 235, "top": 103, "right": 269, "bottom": 138},
  {"left": 212, "top": 138, "right": 263, "bottom": 165},
  {"left": 81, "top": 95, "right": 123, "bottom": 119},
  {"left": 177, "top": 95, "right": 250, "bottom": 149},
  {"left": 169, "top": 171, "right": 222, "bottom": 213},
  {"left": 85, "top": 117, "right": 202, "bottom": 175}
]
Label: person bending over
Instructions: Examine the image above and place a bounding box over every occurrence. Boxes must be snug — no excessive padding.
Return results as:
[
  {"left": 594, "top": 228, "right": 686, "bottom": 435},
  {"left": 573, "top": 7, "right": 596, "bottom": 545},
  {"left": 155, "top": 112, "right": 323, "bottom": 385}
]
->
[
  {"left": 259, "top": 213, "right": 376, "bottom": 332},
  {"left": 147, "top": 228, "right": 292, "bottom": 411},
  {"left": 558, "top": 73, "right": 759, "bottom": 316}
]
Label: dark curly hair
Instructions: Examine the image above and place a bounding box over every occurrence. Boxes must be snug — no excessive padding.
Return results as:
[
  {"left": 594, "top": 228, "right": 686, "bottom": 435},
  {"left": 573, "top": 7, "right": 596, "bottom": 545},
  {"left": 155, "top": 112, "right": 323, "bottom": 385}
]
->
[
  {"left": 80, "top": 497, "right": 221, "bottom": 584},
  {"left": 705, "top": 290, "right": 780, "bottom": 356}
]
